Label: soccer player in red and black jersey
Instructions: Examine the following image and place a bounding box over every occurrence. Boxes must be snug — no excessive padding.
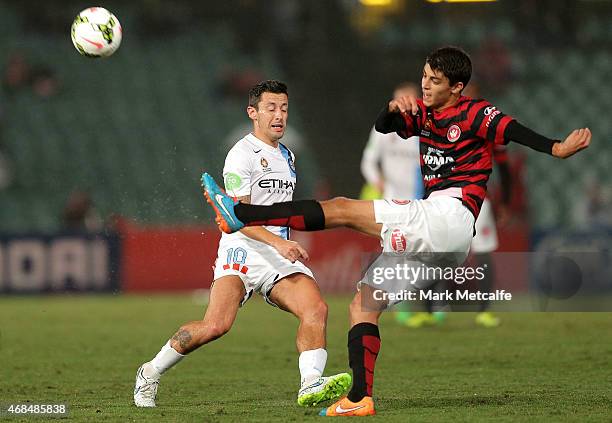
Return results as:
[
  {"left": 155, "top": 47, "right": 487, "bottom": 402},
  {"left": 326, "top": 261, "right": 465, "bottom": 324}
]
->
[{"left": 202, "top": 46, "right": 591, "bottom": 416}]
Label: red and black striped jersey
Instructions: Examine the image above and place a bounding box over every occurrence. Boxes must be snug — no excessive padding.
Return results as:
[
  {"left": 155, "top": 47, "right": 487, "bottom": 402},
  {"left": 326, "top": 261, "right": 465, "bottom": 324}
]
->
[{"left": 398, "top": 96, "right": 515, "bottom": 218}]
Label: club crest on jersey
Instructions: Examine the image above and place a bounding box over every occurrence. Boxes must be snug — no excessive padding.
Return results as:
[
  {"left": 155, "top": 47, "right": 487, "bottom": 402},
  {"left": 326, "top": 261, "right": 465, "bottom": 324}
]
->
[
  {"left": 446, "top": 124, "right": 461, "bottom": 143},
  {"left": 421, "top": 117, "right": 432, "bottom": 136},
  {"left": 390, "top": 228, "right": 407, "bottom": 254}
]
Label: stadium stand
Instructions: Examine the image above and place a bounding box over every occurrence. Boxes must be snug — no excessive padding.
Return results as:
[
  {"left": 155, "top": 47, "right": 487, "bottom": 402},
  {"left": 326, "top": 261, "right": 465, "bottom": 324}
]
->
[
  {"left": 0, "top": 22, "right": 282, "bottom": 232},
  {"left": 0, "top": 4, "right": 609, "bottom": 232}
]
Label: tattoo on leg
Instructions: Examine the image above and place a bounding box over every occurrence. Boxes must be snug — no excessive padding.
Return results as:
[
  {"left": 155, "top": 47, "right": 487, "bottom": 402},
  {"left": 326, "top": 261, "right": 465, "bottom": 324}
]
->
[{"left": 172, "top": 329, "right": 193, "bottom": 350}]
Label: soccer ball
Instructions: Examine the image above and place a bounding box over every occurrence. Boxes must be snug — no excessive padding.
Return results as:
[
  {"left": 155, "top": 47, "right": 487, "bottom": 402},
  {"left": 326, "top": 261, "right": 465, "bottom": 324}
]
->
[{"left": 71, "top": 7, "right": 122, "bottom": 58}]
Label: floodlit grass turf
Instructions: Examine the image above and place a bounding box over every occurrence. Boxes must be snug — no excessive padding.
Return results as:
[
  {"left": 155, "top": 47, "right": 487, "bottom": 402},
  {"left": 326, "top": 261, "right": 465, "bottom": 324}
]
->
[{"left": 0, "top": 294, "right": 611, "bottom": 422}]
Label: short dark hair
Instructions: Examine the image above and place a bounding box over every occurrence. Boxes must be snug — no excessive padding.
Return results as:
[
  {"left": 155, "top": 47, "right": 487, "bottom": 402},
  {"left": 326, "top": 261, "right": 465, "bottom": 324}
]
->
[
  {"left": 248, "top": 80, "right": 288, "bottom": 108},
  {"left": 425, "top": 46, "right": 472, "bottom": 87}
]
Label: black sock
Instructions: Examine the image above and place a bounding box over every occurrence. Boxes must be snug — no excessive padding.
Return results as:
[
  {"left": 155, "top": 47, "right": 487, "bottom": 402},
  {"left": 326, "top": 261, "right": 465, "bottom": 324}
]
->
[
  {"left": 347, "top": 322, "right": 381, "bottom": 402},
  {"left": 234, "top": 200, "right": 325, "bottom": 231}
]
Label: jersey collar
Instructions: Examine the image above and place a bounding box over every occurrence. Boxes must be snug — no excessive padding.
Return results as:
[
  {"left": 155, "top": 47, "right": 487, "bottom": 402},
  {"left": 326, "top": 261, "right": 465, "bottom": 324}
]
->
[{"left": 245, "top": 133, "right": 280, "bottom": 154}]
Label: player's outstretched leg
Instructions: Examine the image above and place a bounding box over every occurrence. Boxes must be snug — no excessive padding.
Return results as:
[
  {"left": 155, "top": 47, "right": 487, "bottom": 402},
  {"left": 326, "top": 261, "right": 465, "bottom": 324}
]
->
[
  {"left": 201, "top": 172, "right": 381, "bottom": 238},
  {"left": 201, "top": 173, "right": 244, "bottom": 233},
  {"left": 201, "top": 172, "right": 326, "bottom": 234}
]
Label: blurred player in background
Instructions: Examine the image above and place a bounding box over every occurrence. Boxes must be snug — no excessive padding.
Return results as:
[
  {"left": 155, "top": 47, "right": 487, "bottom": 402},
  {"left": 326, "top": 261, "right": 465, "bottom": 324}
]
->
[
  {"left": 464, "top": 83, "right": 513, "bottom": 328},
  {"left": 134, "top": 80, "right": 350, "bottom": 408},
  {"left": 360, "top": 82, "right": 423, "bottom": 201},
  {"left": 203, "top": 47, "right": 591, "bottom": 416}
]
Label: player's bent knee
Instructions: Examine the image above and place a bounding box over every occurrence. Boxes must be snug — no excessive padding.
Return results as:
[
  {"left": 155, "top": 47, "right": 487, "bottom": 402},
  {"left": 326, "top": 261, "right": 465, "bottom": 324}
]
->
[
  {"left": 322, "top": 197, "right": 351, "bottom": 226},
  {"left": 313, "top": 300, "right": 328, "bottom": 322},
  {"left": 330, "top": 197, "right": 351, "bottom": 211},
  {"left": 300, "top": 300, "right": 328, "bottom": 325}
]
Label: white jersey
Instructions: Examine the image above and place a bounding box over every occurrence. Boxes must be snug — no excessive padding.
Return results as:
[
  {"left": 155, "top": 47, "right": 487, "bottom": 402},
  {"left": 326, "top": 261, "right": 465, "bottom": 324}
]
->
[
  {"left": 215, "top": 133, "right": 314, "bottom": 307},
  {"left": 222, "top": 133, "right": 297, "bottom": 241},
  {"left": 360, "top": 127, "right": 423, "bottom": 200}
]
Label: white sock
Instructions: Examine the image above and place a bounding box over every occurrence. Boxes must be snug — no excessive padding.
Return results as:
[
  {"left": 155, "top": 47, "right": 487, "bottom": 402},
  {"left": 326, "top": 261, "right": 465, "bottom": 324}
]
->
[
  {"left": 146, "top": 341, "right": 185, "bottom": 376},
  {"left": 299, "top": 348, "right": 327, "bottom": 386}
]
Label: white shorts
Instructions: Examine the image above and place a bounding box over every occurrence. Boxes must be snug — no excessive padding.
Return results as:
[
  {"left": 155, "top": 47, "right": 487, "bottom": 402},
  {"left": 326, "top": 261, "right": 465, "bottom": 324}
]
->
[
  {"left": 213, "top": 237, "right": 314, "bottom": 307},
  {"left": 360, "top": 193, "right": 475, "bottom": 307},
  {"left": 471, "top": 197, "right": 498, "bottom": 253}
]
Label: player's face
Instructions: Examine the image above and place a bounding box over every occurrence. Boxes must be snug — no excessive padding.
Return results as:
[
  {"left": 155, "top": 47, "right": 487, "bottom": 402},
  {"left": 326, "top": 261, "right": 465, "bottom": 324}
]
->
[
  {"left": 248, "top": 92, "right": 288, "bottom": 144},
  {"left": 421, "top": 63, "right": 463, "bottom": 110}
]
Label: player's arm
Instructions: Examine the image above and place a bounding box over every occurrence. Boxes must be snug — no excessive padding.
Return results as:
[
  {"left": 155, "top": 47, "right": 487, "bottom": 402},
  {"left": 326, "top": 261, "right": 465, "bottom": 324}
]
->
[
  {"left": 504, "top": 121, "right": 591, "bottom": 159},
  {"left": 471, "top": 100, "right": 591, "bottom": 159},
  {"left": 374, "top": 96, "right": 420, "bottom": 138},
  {"left": 237, "top": 195, "right": 309, "bottom": 263}
]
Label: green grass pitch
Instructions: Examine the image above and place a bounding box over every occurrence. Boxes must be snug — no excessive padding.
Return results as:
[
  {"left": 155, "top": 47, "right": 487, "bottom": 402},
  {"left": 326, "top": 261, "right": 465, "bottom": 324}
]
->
[{"left": 1, "top": 295, "right": 611, "bottom": 422}]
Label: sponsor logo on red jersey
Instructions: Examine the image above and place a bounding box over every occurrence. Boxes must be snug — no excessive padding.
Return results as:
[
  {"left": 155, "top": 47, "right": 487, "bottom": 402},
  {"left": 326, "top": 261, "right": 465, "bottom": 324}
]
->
[
  {"left": 390, "top": 228, "right": 407, "bottom": 253},
  {"left": 485, "top": 109, "right": 501, "bottom": 127}
]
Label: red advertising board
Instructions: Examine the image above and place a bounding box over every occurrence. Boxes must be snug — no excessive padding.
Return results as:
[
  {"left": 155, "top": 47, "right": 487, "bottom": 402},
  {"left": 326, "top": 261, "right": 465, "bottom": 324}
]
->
[
  {"left": 119, "top": 222, "right": 380, "bottom": 292},
  {"left": 119, "top": 221, "right": 528, "bottom": 293}
]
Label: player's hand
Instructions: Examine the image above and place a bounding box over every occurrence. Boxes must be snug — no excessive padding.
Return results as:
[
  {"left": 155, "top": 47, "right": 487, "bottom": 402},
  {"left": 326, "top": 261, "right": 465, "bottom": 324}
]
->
[
  {"left": 552, "top": 128, "right": 591, "bottom": 159},
  {"left": 272, "top": 239, "right": 309, "bottom": 263},
  {"left": 388, "top": 95, "right": 419, "bottom": 116}
]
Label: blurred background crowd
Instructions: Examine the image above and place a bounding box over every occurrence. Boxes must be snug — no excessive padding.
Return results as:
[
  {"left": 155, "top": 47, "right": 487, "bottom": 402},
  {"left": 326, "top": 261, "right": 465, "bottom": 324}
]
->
[{"left": 0, "top": 0, "right": 610, "bottom": 235}]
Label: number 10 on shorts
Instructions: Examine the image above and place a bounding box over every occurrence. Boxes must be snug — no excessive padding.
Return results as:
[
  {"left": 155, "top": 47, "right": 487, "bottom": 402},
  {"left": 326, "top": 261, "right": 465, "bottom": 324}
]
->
[{"left": 223, "top": 247, "right": 249, "bottom": 274}]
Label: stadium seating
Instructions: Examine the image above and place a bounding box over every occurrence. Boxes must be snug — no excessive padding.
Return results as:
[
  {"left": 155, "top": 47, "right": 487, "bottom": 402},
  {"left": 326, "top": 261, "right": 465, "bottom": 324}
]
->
[
  {"left": 494, "top": 49, "right": 608, "bottom": 229},
  {"left": 0, "top": 22, "right": 282, "bottom": 232},
  {"left": 0, "top": 5, "right": 609, "bottom": 232}
]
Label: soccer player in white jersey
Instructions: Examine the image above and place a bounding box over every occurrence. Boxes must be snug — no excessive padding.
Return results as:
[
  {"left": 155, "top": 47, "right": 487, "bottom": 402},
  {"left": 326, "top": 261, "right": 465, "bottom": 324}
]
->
[
  {"left": 360, "top": 82, "right": 424, "bottom": 200},
  {"left": 134, "top": 80, "right": 350, "bottom": 408}
]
